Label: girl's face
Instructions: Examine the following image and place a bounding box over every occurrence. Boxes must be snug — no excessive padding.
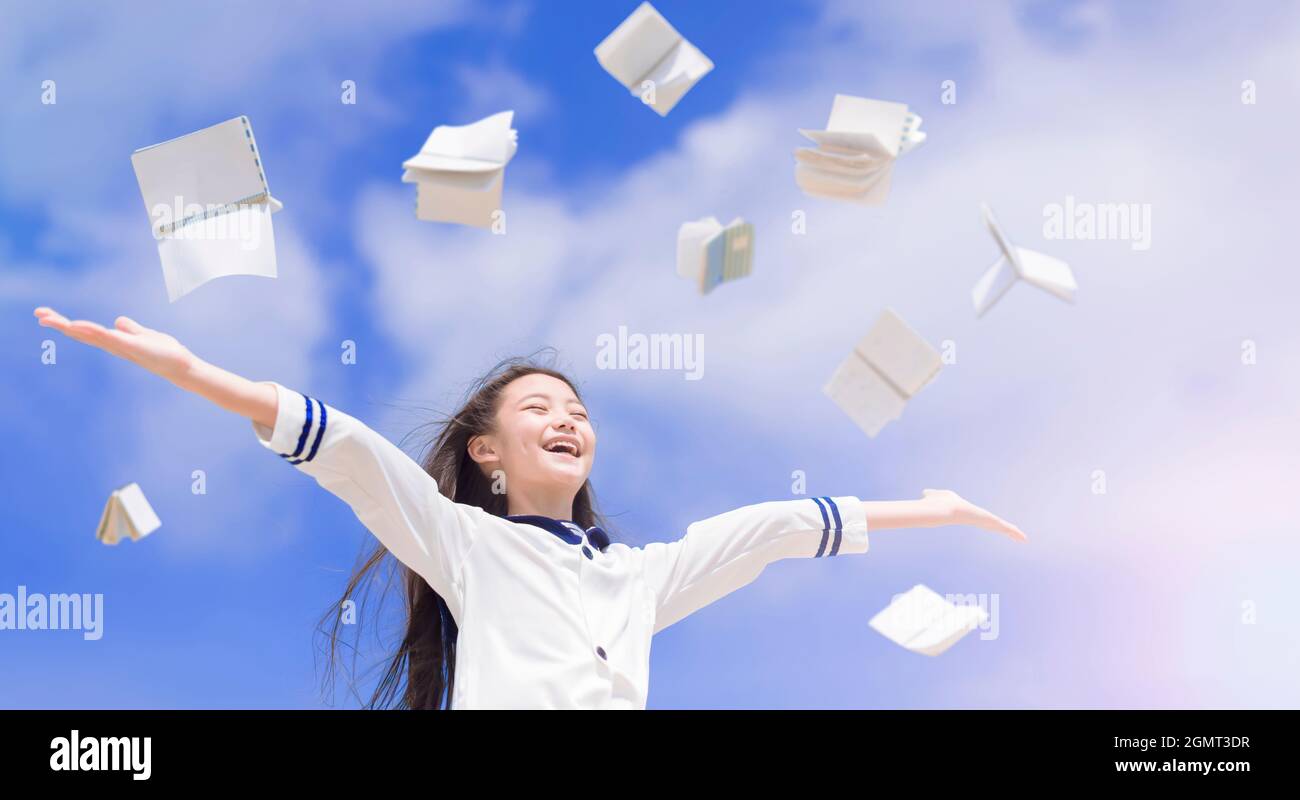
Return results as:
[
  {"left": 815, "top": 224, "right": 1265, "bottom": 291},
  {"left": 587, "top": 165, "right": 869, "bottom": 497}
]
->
[{"left": 468, "top": 373, "right": 596, "bottom": 504}]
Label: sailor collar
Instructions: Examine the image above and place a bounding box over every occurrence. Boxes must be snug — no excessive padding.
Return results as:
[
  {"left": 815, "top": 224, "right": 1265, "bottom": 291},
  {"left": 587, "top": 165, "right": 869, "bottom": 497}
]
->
[{"left": 506, "top": 515, "right": 611, "bottom": 552}]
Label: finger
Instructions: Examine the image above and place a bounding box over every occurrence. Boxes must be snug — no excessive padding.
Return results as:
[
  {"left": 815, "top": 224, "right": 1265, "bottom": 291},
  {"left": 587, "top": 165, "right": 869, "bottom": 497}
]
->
[
  {"left": 35, "top": 308, "right": 72, "bottom": 330},
  {"left": 985, "top": 514, "right": 1027, "bottom": 542},
  {"left": 114, "top": 315, "right": 146, "bottom": 334},
  {"left": 67, "top": 321, "right": 134, "bottom": 357},
  {"left": 68, "top": 319, "right": 111, "bottom": 335}
]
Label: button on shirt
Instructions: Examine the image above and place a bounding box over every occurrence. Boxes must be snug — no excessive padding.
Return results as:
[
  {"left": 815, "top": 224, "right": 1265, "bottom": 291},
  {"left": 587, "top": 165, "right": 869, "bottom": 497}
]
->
[{"left": 252, "top": 383, "right": 872, "bottom": 709}]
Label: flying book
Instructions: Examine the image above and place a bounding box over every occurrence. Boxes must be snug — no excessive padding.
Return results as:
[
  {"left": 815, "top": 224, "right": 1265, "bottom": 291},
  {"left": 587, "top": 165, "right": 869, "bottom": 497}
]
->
[
  {"left": 402, "top": 111, "right": 517, "bottom": 229},
  {"left": 823, "top": 308, "right": 941, "bottom": 437},
  {"left": 595, "top": 2, "right": 714, "bottom": 116},
  {"left": 795, "top": 94, "right": 926, "bottom": 206},
  {"left": 131, "top": 116, "right": 283, "bottom": 302},
  {"left": 868, "top": 584, "right": 988, "bottom": 656},
  {"left": 95, "top": 483, "right": 161, "bottom": 546},
  {"left": 676, "top": 216, "right": 754, "bottom": 294},
  {"left": 972, "top": 202, "right": 1077, "bottom": 317}
]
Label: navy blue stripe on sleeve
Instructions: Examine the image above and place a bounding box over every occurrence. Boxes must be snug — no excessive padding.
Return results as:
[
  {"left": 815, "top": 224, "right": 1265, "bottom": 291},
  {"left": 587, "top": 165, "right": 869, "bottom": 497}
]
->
[
  {"left": 811, "top": 496, "right": 831, "bottom": 558},
  {"left": 288, "top": 397, "right": 326, "bottom": 465},
  {"left": 821, "top": 496, "right": 844, "bottom": 556},
  {"left": 302, "top": 399, "right": 327, "bottom": 463},
  {"left": 280, "top": 393, "right": 313, "bottom": 461}
]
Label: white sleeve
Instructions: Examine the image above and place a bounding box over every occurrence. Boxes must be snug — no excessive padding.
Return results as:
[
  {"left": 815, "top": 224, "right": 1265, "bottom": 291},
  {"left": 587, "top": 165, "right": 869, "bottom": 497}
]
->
[
  {"left": 638, "top": 496, "right": 869, "bottom": 634},
  {"left": 250, "top": 381, "right": 485, "bottom": 612}
]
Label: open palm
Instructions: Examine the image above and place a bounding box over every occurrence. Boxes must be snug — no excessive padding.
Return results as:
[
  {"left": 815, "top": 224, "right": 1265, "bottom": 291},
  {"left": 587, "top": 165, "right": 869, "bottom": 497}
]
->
[
  {"left": 34, "top": 306, "right": 194, "bottom": 382},
  {"left": 922, "top": 488, "right": 1028, "bottom": 542}
]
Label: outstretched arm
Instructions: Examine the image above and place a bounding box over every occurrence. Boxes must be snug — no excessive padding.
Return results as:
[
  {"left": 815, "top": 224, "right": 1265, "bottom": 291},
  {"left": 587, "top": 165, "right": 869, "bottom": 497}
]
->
[
  {"left": 34, "top": 307, "right": 485, "bottom": 615},
  {"left": 639, "top": 492, "right": 1026, "bottom": 635},
  {"left": 34, "top": 307, "right": 277, "bottom": 428}
]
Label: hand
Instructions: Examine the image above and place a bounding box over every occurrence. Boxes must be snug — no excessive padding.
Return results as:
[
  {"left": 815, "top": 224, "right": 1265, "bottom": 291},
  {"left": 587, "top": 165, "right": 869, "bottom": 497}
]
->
[
  {"left": 920, "top": 488, "right": 1028, "bottom": 543},
  {"left": 34, "top": 306, "right": 197, "bottom": 384}
]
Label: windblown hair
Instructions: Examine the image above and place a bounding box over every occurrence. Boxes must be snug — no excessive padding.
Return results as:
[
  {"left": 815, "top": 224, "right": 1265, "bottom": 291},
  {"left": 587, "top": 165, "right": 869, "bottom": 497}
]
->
[{"left": 315, "top": 350, "right": 608, "bottom": 709}]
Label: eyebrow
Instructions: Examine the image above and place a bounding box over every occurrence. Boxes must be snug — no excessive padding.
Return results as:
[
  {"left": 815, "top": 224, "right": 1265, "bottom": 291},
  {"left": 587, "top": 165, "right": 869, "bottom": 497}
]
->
[{"left": 517, "top": 393, "right": 585, "bottom": 407}]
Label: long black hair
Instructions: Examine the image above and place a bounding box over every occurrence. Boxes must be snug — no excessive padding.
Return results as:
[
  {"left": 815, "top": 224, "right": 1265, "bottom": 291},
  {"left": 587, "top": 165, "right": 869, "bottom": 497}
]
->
[{"left": 315, "top": 352, "right": 609, "bottom": 709}]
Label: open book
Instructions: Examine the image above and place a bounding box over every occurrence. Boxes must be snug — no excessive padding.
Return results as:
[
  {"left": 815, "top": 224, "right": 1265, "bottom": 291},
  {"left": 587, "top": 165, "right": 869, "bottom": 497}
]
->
[
  {"left": 795, "top": 94, "right": 926, "bottom": 206},
  {"left": 823, "top": 308, "right": 942, "bottom": 437},
  {"left": 402, "top": 111, "right": 517, "bottom": 228},
  {"left": 972, "top": 202, "right": 1078, "bottom": 317},
  {"left": 676, "top": 216, "right": 754, "bottom": 294},
  {"left": 131, "top": 116, "right": 283, "bottom": 302},
  {"left": 595, "top": 2, "right": 713, "bottom": 116},
  {"left": 868, "top": 584, "right": 988, "bottom": 656},
  {"left": 95, "top": 483, "right": 162, "bottom": 546}
]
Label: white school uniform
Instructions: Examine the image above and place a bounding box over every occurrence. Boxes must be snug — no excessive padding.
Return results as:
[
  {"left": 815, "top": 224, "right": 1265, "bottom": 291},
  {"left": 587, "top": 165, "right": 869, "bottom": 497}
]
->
[{"left": 252, "top": 382, "right": 872, "bottom": 709}]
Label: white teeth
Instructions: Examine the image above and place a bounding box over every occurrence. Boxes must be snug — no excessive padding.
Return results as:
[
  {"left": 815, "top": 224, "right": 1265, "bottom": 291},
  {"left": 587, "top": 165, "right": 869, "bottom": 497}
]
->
[{"left": 545, "top": 441, "right": 578, "bottom": 456}]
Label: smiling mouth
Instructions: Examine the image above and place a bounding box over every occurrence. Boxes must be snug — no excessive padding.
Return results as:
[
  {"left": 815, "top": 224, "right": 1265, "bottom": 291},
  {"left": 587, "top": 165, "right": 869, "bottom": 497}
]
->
[{"left": 543, "top": 441, "right": 581, "bottom": 459}]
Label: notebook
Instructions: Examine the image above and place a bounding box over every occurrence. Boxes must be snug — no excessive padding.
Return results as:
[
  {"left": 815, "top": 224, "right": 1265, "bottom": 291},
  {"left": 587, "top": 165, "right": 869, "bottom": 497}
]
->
[
  {"left": 823, "top": 308, "right": 942, "bottom": 437},
  {"left": 868, "top": 584, "right": 988, "bottom": 656},
  {"left": 675, "top": 216, "right": 754, "bottom": 294},
  {"left": 95, "top": 483, "right": 162, "bottom": 546},
  {"left": 402, "top": 111, "right": 517, "bottom": 228},
  {"left": 595, "top": 2, "right": 714, "bottom": 116},
  {"left": 795, "top": 94, "right": 926, "bottom": 206},
  {"left": 131, "top": 116, "right": 282, "bottom": 302},
  {"left": 972, "top": 202, "right": 1078, "bottom": 316}
]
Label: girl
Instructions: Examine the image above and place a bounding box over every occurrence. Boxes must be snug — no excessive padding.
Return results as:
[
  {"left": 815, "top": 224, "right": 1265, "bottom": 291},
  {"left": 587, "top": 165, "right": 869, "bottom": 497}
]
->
[{"left": 33, "top": 306, "right": 1027, "bottom": 710}]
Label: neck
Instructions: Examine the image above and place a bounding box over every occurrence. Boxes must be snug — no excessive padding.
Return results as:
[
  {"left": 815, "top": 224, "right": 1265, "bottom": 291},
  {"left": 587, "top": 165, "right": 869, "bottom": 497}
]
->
[{"left": 507, "top": 489, "right": 576, "bottom": 521}]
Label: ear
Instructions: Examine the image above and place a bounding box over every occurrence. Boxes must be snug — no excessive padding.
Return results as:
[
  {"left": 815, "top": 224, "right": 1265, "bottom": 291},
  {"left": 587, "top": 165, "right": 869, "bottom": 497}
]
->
[{"left": 467, "top": 434, "right": 499, "bottom": 466}]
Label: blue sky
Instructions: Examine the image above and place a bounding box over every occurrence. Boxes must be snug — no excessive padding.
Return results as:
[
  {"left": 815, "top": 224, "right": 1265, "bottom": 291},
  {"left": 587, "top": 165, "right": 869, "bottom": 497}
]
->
[{"left": 2, "top": 0, "right": 1299, "bottom": 708}]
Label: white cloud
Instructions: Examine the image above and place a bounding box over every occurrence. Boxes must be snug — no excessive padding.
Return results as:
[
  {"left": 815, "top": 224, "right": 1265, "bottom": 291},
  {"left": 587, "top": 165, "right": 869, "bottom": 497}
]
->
[
  {"left": 454, "top": 59, "right": 552, "bottom": 123},
  {"left": 347, "top": 2, "right": 1300, "bottom": 704}
]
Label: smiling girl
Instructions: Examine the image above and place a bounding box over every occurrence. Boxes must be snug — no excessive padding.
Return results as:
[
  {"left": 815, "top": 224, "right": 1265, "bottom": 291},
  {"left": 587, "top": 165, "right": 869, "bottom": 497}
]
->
[{"left": 34, "top": 306, "right": 1027, "bottom": 710}]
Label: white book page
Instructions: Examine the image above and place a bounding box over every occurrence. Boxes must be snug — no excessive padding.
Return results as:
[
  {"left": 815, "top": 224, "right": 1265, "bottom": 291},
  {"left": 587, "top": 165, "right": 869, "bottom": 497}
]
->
[
  {"left": 132, "top": 118, "right": 266, "bottom": 226},
  {"left": 855, "top": 309, "right": 941, "bottom": 397},
  {"left": 117, "top": 483, "right": 161, "bottom": 539},
  {"left": 409, "top": 111, "right": 516, "bottom": 169},
  {"left": 415, "top": 170, "right": 504, "bottom": 228},
  {"left": 1015, "top": 247, "right": 1077, "bottom": 300},
  {"left": 157, "top": 203, "right": 278, "bottom": 302},
  {"left": 971, "top": 256, "right": 1019, "bottom": 317},
  {"left": 676, "top": 218, "right": 720, "bottom": 280},
  {"left": 594, "top": 2, "right": 682, "bottom": 89},
  {"left": 869, "top": 585, "right": 987, "bottom": 655},
  {"left": 643, "top": 37, "right": 712, "bottom": 87},
  {"left": 826, "top": 94, "right": 910, "bottom": 156},
  {"left": 906, "top": 607, "right": 987, "bottom": 656},
  {"left": 980, "top": 202, "right": 1018, "bottom": 267},
  {"left": 797, "top": 128, "right": 892, "bottom": 159},
  {"left": 823, "top": 352, "right": 908, "bottom": 438}
]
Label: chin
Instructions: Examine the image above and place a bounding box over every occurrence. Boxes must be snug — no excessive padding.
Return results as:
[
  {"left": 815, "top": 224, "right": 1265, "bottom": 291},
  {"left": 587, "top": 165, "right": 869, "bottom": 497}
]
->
[{"left": 542, "top": 458, "right": 590, "bottom": 486}]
